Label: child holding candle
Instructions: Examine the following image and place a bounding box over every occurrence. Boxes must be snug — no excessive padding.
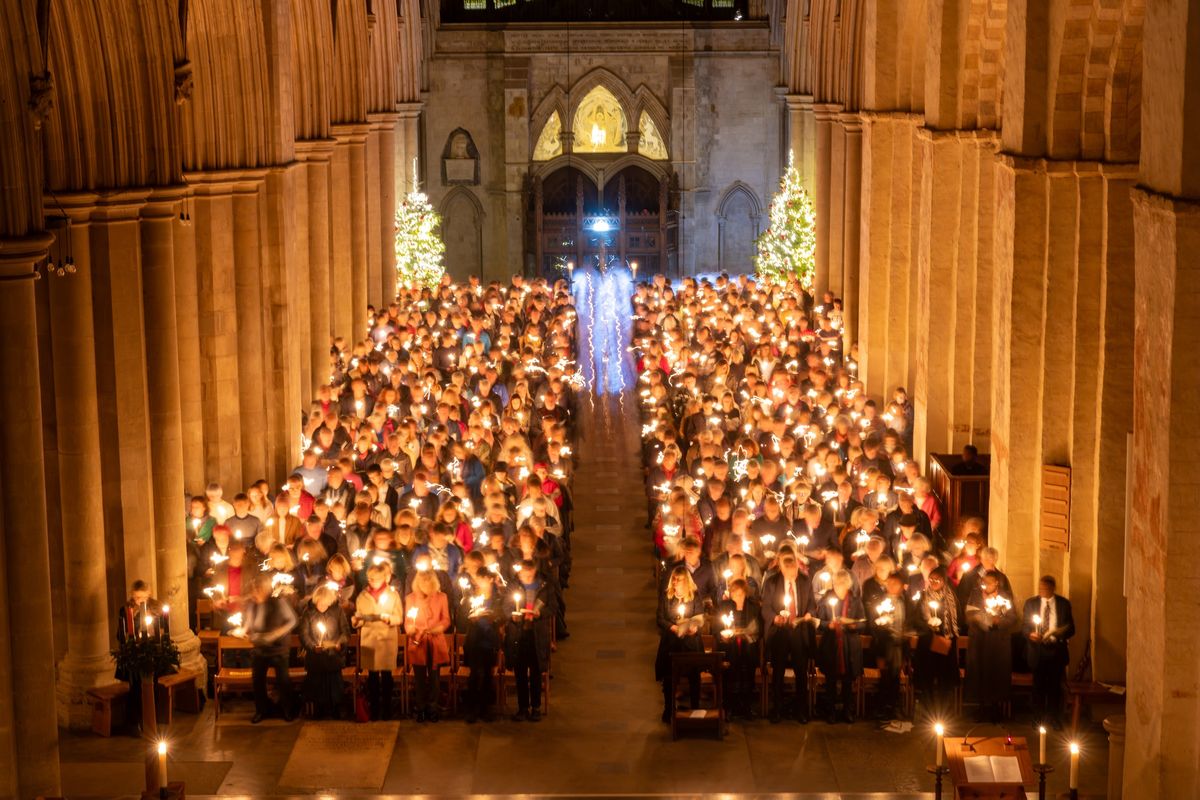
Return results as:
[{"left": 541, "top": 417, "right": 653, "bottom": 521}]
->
[
  {"left": 354, "top": 563, "right": 402, "bottom": 720},
  {"left": 300, "top": 585, "right": 350, "bottom": 719},
  {"left": 816, "top": 570, "right": 865, "bottom": 724},
  {"left": 405, "top": 569, "right": 451, "bottom": 723},
  {"left": 655, "top": 565, "right": 705, "bottom": 723},
  {"left": 503, "top": 559, "right": 553, "bottom": 721}
]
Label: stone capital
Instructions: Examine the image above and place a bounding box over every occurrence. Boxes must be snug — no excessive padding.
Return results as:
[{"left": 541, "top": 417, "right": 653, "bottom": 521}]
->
[
  {"left": 142, "top": 185, "right": 192, "bottom": 220},
  {"left": 185, "top": 167, "right": 269, "bottom": 196},
  {"left": 331, "top": 122, "right": 371, "bottom": 145},
  {"left": 367, "top": 111, "right": 401, "bottom": 131},
  {"left": 0, "top": 231, "right": 55, "bottom": 278},
  {"left": 89, "top": 189, "right": 154, "bottom": 221},
  {"left": 837, "top": 111, "right": 864, "bottom": 133},
  {"left": 785, "top": 93, "right": 815, "bottom": 112},
  {"left": 295, "top": 138, "right": 338, "bottom": 162},
  {"left": 812, "top": 102, "right": 844, "bottom": 121},
  {"left": 396, "top": 101, "right": 424, "bottom": 119}
]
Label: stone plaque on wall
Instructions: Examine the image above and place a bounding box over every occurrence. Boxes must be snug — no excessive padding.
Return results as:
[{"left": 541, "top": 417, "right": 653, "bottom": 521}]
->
[{"left": 445, "top": 158, "right": 477, "bottom": 184}]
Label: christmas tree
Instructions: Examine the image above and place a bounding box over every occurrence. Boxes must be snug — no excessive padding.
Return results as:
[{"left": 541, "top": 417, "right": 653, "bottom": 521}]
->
[
  {"left": 394, "top": 160, "right": 446, "bottom": 291},
  {"left": 754, "top": 151, "right": 816, "bottom": 289}
]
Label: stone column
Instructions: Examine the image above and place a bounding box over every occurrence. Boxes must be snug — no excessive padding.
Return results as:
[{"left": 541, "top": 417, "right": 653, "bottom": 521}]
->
[
  {"left": 141, "top": 188, "right": 205, "bottom": 677},
  {"left": 372, "top": 112, "right": 400, "bottom": 306},
  {"left": 232, "top": 178, "right": 269, "bottom": 483},
  {"left": 969, "top": 135, "right": 998, "bottom": 451},
  {"left": 91, "top": 191, "right": 158, "bottom": 587},
  {"left": 47, "top": 197, "right": 118, "bottom": 729},
  {"left": 839, "top": 112, "right": 863, "bottom": 351},
  {"left": 885, "top": 116, "right": 921, "bottom": 399},
  {"left": 0, "top": 232, "right": 62, "bottom": 799},
  {"left": 396, "top": 102, "right": 424, "bottom": 197},
  {"left": 187, "top": 173, "right": 243, "bottom": 487},
  {"left": 1126, "top": 187, "right": 1200, "bottom": 799},
  {"left": 297, "top": 140, "right": 336, "bottom": 389},
  {"left": 1105, "top": 715, "right": 1125, "bottom": 800},
  {"left": 329, "top": 130, "right": 355, "bottom": 344},
  {"left": 812, "top": 103, "right": 839, "bottom": 298},
  {"left": 914, "top": 129, "right": 963, "bottom": 466},
  {"left": 365, "top": 120, "right": 384, "bottom": 311},
  {"left": 172, "top": 189, "right": 205, "bottom": 494},
  {"left": 784, "top": 94, "right": 815, "bottom": 193},
  {"left": 346, "top": 124, "right": 370, "bottom": 337},
  {"left": 989, "top": 154, "right": 1048, "bottom": 597},
  {"left": 857, "top": 113, "right": 893, "bottom": 399},
  {"left": 828, "top": 114, "right": 846, "bottom": 297}
]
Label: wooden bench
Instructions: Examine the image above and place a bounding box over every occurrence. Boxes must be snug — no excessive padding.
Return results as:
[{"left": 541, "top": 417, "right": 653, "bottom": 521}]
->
[
  {"left": 87, "top": 682, "right": 130, "bottom": 737},
  {"left": 213, "top": 635, "right": 305, "bottom": 718},
  {"left": 1067, "top": 680, "right": 1126, "bottom": 731},
  {"left": 156, "top": 670, "right": 203, "bottom": 724}
]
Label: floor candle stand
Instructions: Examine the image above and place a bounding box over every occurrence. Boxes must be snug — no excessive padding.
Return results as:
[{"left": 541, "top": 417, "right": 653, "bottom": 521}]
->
[
  {"left": 926, "top": 764, "right": 951, "bottom": 800},
  {"left": 1033, "top": 763, "right": 1054, "bottom": 800}
]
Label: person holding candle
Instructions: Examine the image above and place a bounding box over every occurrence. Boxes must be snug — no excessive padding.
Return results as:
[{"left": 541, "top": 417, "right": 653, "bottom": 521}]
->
[
  {"left": 405, "top": 569, "right": 451, "bottom": 723},
  {"left": 946, "top": 529, "right": 983, "bottom": 587},
  {"left": 716, "top": 577, "right": 762, "bottom": 720},
  {"left": 1022, "top": 575, "right": 1075, "bottom": 730},
  {"left": 913, "top": 567, "right": 960, "bottom": 717},
  {"left": 956, "top": 546, "right": 1012, "bottom": 634},
  {"left": 761, "top": 553, "right": 815, "bottom": 723},
  {"left": 869, "top": 572, "right": 911, "bottom": 721},
  {"left": 299, "top": 585, "right": 350, "bottom": 719},
  {"left": 816, "top": 570, "right": 865, "bottom": 724},
  {"left": 242, "top": 572, "right": 299, "bottom": 723},
  {"left": 462, "top": 566, "right": 503, "bottom": 723},
  {"left": 655, "top": 565, "right": 705, "bottom": 723},
  {"left": 354, "top": 563, "right": 402, "bottom": 720},
  {"left": 965, "top": 572, "right": 1018, "bottom": 723},
  {"left": 504, "top": 559, "right": 553, "bottom": 721}
]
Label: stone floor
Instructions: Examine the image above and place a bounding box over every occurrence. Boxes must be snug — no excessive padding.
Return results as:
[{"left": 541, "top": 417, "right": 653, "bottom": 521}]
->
[{"left": 58, "top": 292, "right": 1113, "bottom": 798}]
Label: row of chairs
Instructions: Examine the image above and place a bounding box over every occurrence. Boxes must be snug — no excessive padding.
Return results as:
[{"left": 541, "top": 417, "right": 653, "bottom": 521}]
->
[
  {"left": 210, "top": 632, "right": 550, "bottom": 719},
  {"left": 688, "top": 632, "right": 993, "bottom": 719}
]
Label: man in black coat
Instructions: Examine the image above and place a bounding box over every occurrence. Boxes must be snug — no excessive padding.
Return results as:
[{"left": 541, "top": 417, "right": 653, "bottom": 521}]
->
[
  {"left": 1022, "top": 575, "right": 1075, "bottom": 729},
  {"left": 503, "top": 560, "right": 555, "bottom": 722},
  {"left": 761, "top": 553, "right": 816, "bottom": 723}
]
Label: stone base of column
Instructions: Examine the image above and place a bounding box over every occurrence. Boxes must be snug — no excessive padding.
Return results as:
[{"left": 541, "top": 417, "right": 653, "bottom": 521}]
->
[
  {"left": 56, "top": 653, "right": 118, "bottom": 729},
  {"left": 175, "top": 629, "right": 207, "bottom": 682}
]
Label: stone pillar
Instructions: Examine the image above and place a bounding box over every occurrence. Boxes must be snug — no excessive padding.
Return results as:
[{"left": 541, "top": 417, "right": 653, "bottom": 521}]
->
[
  {"left": 828, "top": 115, "right": 846, "bottom": 297},
  {"left": 840, "top": 112, "right": 863, "bottom": 351},
  {"left": 1105, "top": 715, "right": 1125, "bottom": 800},
  {"left": 297, "top": 140, "right": 335, "bottom": 389},
  {"left": 1126, "top": 187, "right": 1200, "bottom": 799},
  {"left": 784, "top": 94, "right": 815, "bottom": 193},
  {"left": 885, "top": 116, "right": 921, "bottom": 399},
  {"left": 140, "top": 188, "right": 205, "bottom": 677},
  {"left": 365, "top": 119, "right": 384, "bottom": 310},
  {"left": 188, "top": 173, "right": 243, "bottom": 488},
  {"left": 374, "top": 113, "right": 400, "bottom": 305},
  {"left": 969, "top": 135, "right": 998, "bottom": 451},
  {"left": 989, "top": 154, "right": 1048, "bottom": 597},
  {"left": 396, "top": 102, "right": 423, "bottom": 197},
  {"left": 857, "top": 113, "right": 893, "bottom": 399},
  {"left": 950, "top": 135, "right": 981, "bottom": 453},
  {"left": 914, "top": 129, "right": 963, "bottom": 466},
  {"left": 0, "top": 232, "right": 62, "bottom": 799},
  {"left": 233, "top": 178, "right": 269, "bottom": 483},
  {"left": 47, "top": 198, "right": 117, "bottom": 729},
  {"left": 172, "top": 190, "right": 205, "bottom": 495},
  {"left": 91, "top": 192, "right": 158, "bottom": 588},
  {"left": 812, "top": 103, "right": 839, "bottom": 298},
  {"left": 346, "top": 124, "right": 370, "bottom": 338},
  {"left": 329, "top": 131, "right": 355, "bottom": 344}
]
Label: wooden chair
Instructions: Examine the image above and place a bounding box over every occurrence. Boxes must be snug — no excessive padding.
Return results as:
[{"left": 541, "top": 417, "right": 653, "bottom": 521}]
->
[
  {"left": 194, "top": 598, "right": 214, "bottom": 631},
  {"left": 390, "top": 633, "right": 408, "bottom": 716},
  {"left": 857, "top": 634, "right": 915, "bottom": 718},
  {"left": 669, "top": 651, "right": 725, "bottom": 740},
  {"left": 213, "top": 636, "right": 253, "bottom": 720},
  {"left": 438, "top": 633, "right": 468, "bottom": 713},
  {"left": 954, "top": 635, "right": 971, "bottom": 715},
  {"left": 496, "top": 641, "right": 551, "bottom": 715}
]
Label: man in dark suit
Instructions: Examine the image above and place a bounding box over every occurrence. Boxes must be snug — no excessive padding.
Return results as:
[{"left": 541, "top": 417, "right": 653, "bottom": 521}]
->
[
  {"left": 1022, "top": 575, "right": 1075, "bottom": 729},
  {"left": 794, "top": 501, "right": 838, "bottom": 558},
  {"left": 243, "top": 573, "right": 299, "bottom": 723},
  {"left": 761, "top": 553, "right": 816, "bottom": 723}
]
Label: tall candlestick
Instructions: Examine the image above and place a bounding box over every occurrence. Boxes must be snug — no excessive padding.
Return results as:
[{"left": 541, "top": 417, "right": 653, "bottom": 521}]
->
[
  {"left": 156, "top": 741, "right": 168, "bottom": 788},
  {"left": 1069, "top": 742, "right": 1079, "bottom": 789},
  {"left": 934, "top": 723, "right": 944, "bottom": 767},
  {"left": 1038, "top": 725, "right": 1046, "bottom": 764}
]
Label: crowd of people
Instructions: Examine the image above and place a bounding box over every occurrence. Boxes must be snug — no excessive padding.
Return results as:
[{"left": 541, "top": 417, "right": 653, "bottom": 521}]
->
[
  {"left": 633, "top": 273, "right": 1076, "bottom": 731},
  {"left": 122, "top": 274, "right": 582, "bottom": 726}
]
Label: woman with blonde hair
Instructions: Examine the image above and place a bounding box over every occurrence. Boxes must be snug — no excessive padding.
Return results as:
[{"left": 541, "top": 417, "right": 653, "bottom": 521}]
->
[
  {"left": 405, "top": 569, "right": 451, "bottom": 722},
  {"left": 654, "top": 565, "right": 704, "bottom": 722},
  {"left": 354, "top": 563, "right": 402, "bottom": 720}
]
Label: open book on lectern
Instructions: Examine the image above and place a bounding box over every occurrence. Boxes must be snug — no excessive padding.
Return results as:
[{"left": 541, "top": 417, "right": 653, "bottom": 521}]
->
[{"left": 962, "top": 755, "right": 1023, "bottom": 784}]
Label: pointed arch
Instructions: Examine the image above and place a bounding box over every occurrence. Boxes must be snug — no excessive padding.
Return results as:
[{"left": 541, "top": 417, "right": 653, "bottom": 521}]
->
[
  {"left": 529, "top": 83, "right": 568, "bottom": 155},
  {"left": 718, "top": 181, "right": 763, "bottom": 220},
  {"left": 572, "top": 84, "right": 627, "bottom": 154},
  {"left": 566, "top": 67, "right": 638, "bottom": 124},
  {"left": 717, "top": 182, "right": 763, "bottom": 274},
  {"left": 439, "top": 186, "right": 484, "bottom": 280}
]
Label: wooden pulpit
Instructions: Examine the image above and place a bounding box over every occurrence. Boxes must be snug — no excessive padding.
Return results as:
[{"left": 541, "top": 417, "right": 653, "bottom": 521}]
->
[{"left": 945, "top": 735, "right": 1035, "bottom": 800}]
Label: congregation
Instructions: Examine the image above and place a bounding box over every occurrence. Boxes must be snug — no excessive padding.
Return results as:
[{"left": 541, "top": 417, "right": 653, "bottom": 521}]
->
[
  {"left": 633, "top": 273, "right": 1076, "bottom": 731},
  {"left": 120, "top": 275, "right": 580, "bottom": 726}
]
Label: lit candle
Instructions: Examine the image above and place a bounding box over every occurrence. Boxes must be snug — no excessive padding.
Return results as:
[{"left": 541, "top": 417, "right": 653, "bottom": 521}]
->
[
  {"left": 156, "top": 740, "right": 168, "bottom": 788},
  {"left": 1038, "top": 725, "right": 1047, "bottom": 764},
  {"left": 316, "top": 620, "right": 327, "bottom": 645},
  {"left": 1069, "top": 742, "right": 1079, "bottom": 789},
  {"left": 676, "top": 602, "right": 686, "bottom": 621},
  {"left": 935, "top": 722, "right": 944, "bottom": 767}
]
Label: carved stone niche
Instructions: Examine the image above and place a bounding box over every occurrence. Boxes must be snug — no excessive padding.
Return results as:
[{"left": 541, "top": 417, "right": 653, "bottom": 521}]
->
[{"left": 441, "top": 128, "right": 480, "bottom": 186}]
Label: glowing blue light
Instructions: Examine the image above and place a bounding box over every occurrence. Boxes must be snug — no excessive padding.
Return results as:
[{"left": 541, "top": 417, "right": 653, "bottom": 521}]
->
[{"left": 591, "top": 219, "right": 610, "bottom": 232}]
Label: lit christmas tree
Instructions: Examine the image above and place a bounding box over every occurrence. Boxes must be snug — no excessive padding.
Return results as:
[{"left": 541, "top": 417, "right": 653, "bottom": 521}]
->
[
  {"left": 394, "top": 160, "right": 446, "bottom": 291},
  {"left": 754, "top": 151, "right": 816, "bottom": 289}
]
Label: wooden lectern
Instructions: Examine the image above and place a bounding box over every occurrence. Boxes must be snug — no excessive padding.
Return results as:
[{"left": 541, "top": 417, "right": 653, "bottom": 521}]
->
[{"left": 945, "top": 736, "right": 1035, "bottom": 800}]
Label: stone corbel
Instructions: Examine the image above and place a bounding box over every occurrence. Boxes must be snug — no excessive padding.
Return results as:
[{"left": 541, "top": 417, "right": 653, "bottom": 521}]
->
[
  {"left": 174, "top": 59, "right": 194, "bottom": 105},
  {"left": 28, "top": 70, "right": 54, "bottom": 130}
]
